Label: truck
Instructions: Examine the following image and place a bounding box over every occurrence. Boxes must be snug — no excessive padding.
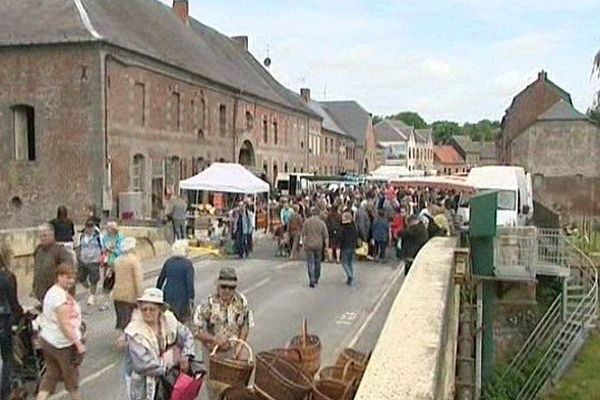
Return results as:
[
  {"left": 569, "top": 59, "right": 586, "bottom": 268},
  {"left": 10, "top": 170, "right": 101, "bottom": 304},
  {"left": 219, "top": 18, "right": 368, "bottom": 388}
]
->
[{"left": 456, "top": 166, "right": 533, "bottom": 227}]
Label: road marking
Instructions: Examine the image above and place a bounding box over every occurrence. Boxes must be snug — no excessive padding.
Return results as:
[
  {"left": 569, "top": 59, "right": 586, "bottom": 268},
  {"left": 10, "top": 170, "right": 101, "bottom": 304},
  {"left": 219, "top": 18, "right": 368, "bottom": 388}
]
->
[
  {"left": 244, "top": 277, "right": 271, "bottom": 294},
  {"left": 48, "top": 362, "right": 116, "bottom": 399},
  {"left": 347, "top": 266, "right": 405, "bottom": 349},
  {"left": 336, "top": 312, "right": 358, "bottom": 325}
]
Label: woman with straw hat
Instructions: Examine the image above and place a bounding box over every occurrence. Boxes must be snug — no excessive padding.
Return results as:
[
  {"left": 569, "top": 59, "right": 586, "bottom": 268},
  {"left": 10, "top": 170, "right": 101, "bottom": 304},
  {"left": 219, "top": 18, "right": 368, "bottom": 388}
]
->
[{"left": 124, "top": 288, "right": 196, "bottom": 400}]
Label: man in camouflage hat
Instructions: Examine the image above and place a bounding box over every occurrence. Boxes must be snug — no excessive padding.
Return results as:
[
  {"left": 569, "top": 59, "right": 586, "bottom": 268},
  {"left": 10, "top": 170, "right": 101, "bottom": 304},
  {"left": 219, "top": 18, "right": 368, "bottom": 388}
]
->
[{"left": 193, "top": 267, "right": 253, "bottom": 362}]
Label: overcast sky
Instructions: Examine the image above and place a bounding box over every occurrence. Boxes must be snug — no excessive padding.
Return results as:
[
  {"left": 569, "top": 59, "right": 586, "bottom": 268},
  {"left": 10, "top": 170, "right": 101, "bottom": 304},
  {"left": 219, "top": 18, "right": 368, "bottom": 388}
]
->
[{"left": 160, "top": 0, "right": 600, "bottom": 123}]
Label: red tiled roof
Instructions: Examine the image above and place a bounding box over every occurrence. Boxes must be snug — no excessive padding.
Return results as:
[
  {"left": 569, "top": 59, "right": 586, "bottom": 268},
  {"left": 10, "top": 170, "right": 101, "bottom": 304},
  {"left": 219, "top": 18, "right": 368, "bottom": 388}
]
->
[{"left": 434, "top": 145, "right": 465, "bottom": 165}]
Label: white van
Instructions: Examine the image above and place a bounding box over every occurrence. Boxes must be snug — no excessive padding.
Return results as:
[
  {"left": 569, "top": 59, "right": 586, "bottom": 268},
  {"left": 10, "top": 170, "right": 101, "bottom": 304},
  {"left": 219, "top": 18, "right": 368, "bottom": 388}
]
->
[{"left": 457, "top": 166, "right": 533, "bottom": 227}]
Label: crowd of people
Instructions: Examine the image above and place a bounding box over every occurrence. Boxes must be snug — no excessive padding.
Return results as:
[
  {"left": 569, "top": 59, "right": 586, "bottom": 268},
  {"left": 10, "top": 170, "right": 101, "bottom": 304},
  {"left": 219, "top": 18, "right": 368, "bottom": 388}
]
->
[
  {"left": 0, "top": 204, "right": 254, "bottom": 400},
  {"left": 0, "top": 183, "right": 462, "bottom": 399},
  {"left": 274, "top": 182, "right": 462, "bottom": 286}
]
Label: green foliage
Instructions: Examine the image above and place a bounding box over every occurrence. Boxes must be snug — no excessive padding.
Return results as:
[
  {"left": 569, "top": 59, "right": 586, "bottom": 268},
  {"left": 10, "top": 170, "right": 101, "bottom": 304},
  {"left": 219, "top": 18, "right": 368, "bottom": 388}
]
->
[
  {"left": 386, "top": 111, "right": 428, "bottom": 129},
  {"left": 463, "top": 119, "right": 501, "bottom": 142},
  {"left": 587, "top": 107, "right": 600, "bottom": 127},
  {"left": 372, "top": 114, "right": 383, "bottom": 125},
  {"left": 431, "top": 120, "right": 462, "bottom": 144}
]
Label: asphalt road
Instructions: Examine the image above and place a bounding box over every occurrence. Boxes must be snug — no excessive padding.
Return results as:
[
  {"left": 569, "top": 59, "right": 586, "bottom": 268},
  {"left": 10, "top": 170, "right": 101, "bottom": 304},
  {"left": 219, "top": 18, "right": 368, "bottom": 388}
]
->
[{"left": 46, "top": 241, "right": 404, "bottom": 399}]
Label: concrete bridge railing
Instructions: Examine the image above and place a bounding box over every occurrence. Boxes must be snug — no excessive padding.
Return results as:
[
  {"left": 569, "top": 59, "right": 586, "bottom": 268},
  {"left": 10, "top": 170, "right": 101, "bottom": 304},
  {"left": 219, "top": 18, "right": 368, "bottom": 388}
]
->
[{"left": 355, "top": 237, "right": 459, "bottom": 400}]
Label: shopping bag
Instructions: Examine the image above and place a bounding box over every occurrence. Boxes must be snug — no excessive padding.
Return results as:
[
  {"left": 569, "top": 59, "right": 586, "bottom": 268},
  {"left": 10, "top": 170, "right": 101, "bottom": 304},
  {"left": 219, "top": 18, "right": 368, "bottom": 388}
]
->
[
  {"left": 356, "top": 242, "right": 369, "bottom": 257},
  {"left": 171, "top": 372, "right": 203, "bottom": 400}
]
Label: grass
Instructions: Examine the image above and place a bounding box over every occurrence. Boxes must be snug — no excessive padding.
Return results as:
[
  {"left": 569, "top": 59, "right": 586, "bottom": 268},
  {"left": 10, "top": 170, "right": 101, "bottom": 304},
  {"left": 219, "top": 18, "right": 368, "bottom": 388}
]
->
[{"left": 545, "top": 331, "right": 600, "bottom": 400}]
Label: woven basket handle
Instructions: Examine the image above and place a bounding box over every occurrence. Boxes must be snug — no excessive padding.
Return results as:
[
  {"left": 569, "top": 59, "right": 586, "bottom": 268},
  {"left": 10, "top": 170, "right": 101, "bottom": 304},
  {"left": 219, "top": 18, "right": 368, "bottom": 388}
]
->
[
  {"left": 229, "top": 337, "right": 254, "bottom": 363},
  {"left": 283, "top": 346, "right": 303, "bottom": 362},
  {"left": 301, "top": 318, "right": 308, "bottom": 347},
  {"left": 342, "top": 360, "right": 355, "bottom": 381}
]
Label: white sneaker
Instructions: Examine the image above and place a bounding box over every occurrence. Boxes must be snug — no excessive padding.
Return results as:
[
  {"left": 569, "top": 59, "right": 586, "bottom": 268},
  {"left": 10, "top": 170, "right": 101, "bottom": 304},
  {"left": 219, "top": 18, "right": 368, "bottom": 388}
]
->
[{"left": 87, "top": 295, "right": 95, "bottom": 306}]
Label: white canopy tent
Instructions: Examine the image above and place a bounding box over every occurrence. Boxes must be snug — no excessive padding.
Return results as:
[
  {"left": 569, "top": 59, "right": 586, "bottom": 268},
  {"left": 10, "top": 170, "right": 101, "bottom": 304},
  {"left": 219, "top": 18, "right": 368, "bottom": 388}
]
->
[
  {"left": 179, "top": 162, "right": 269, "bottom": 193},
  {"left": 178, "top": 162, "right": 270, "bottom": 228}
]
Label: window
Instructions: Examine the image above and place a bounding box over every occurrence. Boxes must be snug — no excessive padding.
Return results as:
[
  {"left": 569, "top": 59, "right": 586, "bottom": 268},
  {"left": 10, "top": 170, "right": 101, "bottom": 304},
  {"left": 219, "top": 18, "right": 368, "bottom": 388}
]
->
[
  {"left": 199, "top": 97, "right": 206, "bottom": 136},
  {"left": 171, "top": 92, "right": 180, "bottom": 131},
  {"left": 273, "top": 121, "right": 278, "bottom": 145},
  {"left": 263, "top": 118, "right": 268, "bottom": 143},
  {"left": 12, "top": 105, "right": 35, "bottom": 161},
  {"left": 134, "top": 83, "right": 145, "bottom": 127},
  {"left": 194, "top": 157, "right": 205, "bottom": 174},
  {"left": 219, "top": 105, "right": 227, "bottom": 136},
  {"left": 324, "top": 138, "right": 328, "bottom": 153},
  {"left": 165, "top": 156, "right": 181, "bottom": 187},
  {"left": 300, "top": 141, "right": 304, "bottom": 149},
  {"left": 245, "top": 111, "right": 254, "bottom": 131},
  {"left": 132, "top": 154, "right": 145, "bottom": 192},
  {"left": 284, "top": 162, "right": 288, "bottom": 173}
]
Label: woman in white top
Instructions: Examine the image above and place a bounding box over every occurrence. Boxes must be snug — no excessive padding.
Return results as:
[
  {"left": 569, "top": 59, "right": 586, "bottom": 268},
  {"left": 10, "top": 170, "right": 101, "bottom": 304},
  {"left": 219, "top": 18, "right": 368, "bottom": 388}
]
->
[{"left": 36, "top": 264, "right": 85, "bottom": 400}]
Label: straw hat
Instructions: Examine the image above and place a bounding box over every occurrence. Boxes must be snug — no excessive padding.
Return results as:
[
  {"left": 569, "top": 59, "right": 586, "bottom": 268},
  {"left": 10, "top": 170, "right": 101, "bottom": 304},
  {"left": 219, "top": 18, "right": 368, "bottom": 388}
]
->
[{"left": 137, "top": 288, "right": 165, "bottom": 305}]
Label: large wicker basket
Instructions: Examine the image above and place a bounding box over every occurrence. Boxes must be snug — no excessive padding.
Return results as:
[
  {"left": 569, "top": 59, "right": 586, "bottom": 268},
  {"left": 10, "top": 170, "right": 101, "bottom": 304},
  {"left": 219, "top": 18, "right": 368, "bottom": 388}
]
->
[
  {"left": 288, "top": 319, "right": 322, "bottom": 377},
  {"left": 209, "top": 338, "right": 255, "bottom": 387},
  {"left": 334, "top": 348, "right": 370, "bottom": 381},
  {"left": 254, "top": 351, "right": 313, "bottom": 400},
  {"left": 219, "top": 387, "right": 261, "bottom": 400},
  {"left": 312, "top": 378, "right": 356, "bottom": 400}
]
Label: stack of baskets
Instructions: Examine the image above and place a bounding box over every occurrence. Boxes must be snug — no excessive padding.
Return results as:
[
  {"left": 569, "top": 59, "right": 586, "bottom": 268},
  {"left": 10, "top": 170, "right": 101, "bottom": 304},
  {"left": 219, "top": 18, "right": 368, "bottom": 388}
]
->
[
  {"left": 254, "top": 351, "right": 313, "bottom": 400},
  {"left": 312, "top": 348, "right": 371, "bottom": 400},
  {"left": 286, "top": 319, "right": 322, "bottom": 377}
]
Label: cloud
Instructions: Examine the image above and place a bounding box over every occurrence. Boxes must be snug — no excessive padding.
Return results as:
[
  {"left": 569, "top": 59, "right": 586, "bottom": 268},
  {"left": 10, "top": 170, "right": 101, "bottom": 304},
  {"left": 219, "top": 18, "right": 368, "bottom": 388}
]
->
[{"left": 495, "top": 30, "right": 570, "bottom": 59}]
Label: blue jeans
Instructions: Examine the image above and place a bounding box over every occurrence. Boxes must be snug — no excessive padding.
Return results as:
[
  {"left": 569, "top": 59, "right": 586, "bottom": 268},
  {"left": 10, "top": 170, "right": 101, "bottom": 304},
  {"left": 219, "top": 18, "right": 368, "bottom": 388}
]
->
[
  {"left": 341, "top": 249, "right": 355, "bottom": 282},
  {"left": 306, "top": 249, "right": 322, "bottom": 285},
  {"left": 375, "top": 240, "right": 388, "bottom": 260},
  {"left": 0, "top": 316, "right": 13, "bottom": 400}
]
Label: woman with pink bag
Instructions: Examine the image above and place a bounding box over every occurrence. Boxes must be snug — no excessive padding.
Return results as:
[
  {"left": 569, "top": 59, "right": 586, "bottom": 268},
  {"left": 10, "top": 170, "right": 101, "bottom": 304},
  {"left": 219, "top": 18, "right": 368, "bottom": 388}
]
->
[{"left": 124, "top": 288, "right": 202, "bottom": 400}]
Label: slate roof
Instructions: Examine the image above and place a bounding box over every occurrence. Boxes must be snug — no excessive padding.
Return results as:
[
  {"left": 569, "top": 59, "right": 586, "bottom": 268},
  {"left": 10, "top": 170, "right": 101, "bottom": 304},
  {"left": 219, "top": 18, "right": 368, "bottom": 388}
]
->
[
  {"left": 537, "top": 100, "right": 589, "bottom": 122},
  {"left": 479, "top": 142, "right": 497, "bottom": 161},
  {"left": 320, "top": 101, "right": 372, "bottom": 145},
  {"left": 434, "top": 145, "right": 465, "bottom": 165},
  {"left": 307, "top": 101, "right": 347, "bottom": 136},
  {"left": 0, "top": 0, "right": 316, "bottom": 116},
  {"left": 450, "top": 135, "right": 479, "bottom": 155},
  {"left": 414, "top": 128, "right": 432, "bottom": 144},
  {"left": 374, "top": 120, "right": 409, "bottom": 142}
]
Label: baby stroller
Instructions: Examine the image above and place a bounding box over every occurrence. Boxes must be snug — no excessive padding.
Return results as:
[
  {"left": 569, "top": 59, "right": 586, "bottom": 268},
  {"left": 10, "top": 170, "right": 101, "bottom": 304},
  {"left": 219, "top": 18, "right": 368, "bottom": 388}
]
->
[{"left": 10, "top": 310, "right": 45, "bottom": 398}]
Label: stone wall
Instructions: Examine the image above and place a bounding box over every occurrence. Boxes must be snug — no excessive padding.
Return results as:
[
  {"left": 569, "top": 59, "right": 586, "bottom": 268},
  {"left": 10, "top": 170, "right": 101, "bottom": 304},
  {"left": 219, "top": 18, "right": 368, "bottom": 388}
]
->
[
  {"left": 511, "top": 120, "right": 600, "bottom": 223},
  {"left": 355, "top": 237, "right": 458, "bottom": 400},
  {"left": 0, "top": 225, "right": 170, "bottom": 302},
  {"left": 0, "top": 44, "right": 104, "bottom": 229}
]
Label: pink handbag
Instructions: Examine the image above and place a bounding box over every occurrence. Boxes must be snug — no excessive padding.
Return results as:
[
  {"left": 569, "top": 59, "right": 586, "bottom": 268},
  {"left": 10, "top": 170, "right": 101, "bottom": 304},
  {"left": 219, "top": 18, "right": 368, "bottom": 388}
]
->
[{"left": 171, "top": 372, "right": 203, "bottom": 400}]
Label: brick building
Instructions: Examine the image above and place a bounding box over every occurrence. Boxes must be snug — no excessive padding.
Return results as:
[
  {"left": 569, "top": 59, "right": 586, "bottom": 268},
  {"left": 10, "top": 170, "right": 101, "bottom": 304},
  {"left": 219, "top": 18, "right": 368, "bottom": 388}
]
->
[
  {"left": 500, "top": 71, "right": 600, "bottom": 223},
  {"left": 0, "top": 0, "right": 371, "bottom": 228},
  {"left": 433, "top": 145, "right": 467, "bottom": 175}
]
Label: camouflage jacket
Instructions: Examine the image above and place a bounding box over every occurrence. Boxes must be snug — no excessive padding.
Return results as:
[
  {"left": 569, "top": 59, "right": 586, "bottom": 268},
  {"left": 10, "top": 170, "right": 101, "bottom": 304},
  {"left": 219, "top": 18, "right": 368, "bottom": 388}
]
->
[{"left": 193, "top": 292, "right": 254, "bottom": 339}]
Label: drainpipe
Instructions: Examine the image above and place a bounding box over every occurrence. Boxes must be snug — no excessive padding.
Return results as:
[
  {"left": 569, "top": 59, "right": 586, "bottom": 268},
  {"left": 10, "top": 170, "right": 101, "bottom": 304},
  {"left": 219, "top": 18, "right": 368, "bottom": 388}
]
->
[{"left": 476, "top": 282, "right": 483, "bottom": 399}]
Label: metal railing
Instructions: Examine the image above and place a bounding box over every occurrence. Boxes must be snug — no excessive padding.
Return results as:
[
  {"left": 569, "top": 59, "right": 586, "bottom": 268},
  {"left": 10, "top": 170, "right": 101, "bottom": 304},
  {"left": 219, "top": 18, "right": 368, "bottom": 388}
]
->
[{"left": 492, "top": 230, "right": 598, "bottom": 400}]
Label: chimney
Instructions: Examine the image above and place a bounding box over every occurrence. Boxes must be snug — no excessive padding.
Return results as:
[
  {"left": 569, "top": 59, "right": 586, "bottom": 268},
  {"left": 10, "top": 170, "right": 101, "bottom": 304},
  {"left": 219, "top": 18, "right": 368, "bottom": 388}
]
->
[
  {"left": 173, "top": 0, "right": 189, "bottom": 25},
  {"left": 231, "top": 36, "right": 249, "bottom": 52},
  {"left": 300, "top": 88, "right": 310, "bottom": 102},
  {"left": 538, "top": 70, "right": 547, "bottom": 81}
]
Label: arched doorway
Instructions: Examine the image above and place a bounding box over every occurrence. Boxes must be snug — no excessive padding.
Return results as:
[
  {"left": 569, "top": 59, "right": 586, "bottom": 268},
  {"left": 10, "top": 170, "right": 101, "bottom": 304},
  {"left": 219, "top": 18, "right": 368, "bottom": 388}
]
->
[{"left": 238, "top": 140, "right": 255, "bottom": 167}]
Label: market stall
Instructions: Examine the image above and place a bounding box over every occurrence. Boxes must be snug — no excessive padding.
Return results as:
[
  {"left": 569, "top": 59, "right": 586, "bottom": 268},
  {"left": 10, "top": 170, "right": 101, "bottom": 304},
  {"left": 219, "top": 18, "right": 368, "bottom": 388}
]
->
[{"left": 178, "top": 163, "right": 271, "bottom": 244}]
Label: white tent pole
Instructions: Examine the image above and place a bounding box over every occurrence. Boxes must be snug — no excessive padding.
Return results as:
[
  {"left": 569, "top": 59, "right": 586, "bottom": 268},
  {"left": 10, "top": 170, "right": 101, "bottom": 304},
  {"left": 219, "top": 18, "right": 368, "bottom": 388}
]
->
[{"left": 267, "top": 192, "right": 270, "bottom": 233}]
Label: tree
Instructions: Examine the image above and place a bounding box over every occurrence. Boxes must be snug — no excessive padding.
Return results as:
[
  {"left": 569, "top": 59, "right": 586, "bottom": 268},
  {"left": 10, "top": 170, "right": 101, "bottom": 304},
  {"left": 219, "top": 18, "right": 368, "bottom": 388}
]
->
[
  {"left": 588, "top": 107, "right": 600, "bottom": 126},
  {"left": 387, "top": 111, "right": 427, "bottom": 129},
  {"left": 431, "top": 121, "right": 462, "bottom": 144},
  {"left": 462, "top": 119, "right": 500, "bottom": 142},
  {"left": 372, "top": 115, "right": 383, "bottom": 125}
]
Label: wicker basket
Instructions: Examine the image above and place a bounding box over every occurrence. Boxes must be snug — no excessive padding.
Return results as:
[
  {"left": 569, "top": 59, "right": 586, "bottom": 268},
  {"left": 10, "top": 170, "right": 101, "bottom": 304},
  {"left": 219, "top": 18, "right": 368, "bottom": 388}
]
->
[
  {"left": 288, "top": 319, "right": 322, "bottom": 377},
  {"left": 209, "top": 338, "right": 255, "bottom": 387},
  {"left": 312, "top": 378, "right": 356, "bottom": 400},
  {"left": 334, "top": 348, "right": 370, "bottom": 381},
  {"left": 319, "top": 361, "right": 359, "bottom": 386},
  {"left": 254, "top": 351, "right": 313, "bottom": 400},
  {"left": 219, "top": 387, "right": 261, "bottom": 400}
]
